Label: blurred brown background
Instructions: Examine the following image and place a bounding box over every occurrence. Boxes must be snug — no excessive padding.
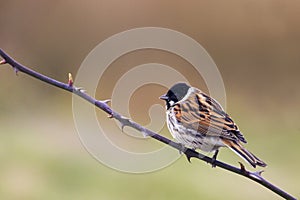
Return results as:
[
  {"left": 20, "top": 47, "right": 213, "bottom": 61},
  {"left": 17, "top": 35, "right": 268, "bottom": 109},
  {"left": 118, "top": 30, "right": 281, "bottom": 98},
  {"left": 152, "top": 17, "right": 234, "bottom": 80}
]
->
[{"left": 0, "top": 1, "right": 299, "bottom": 199}]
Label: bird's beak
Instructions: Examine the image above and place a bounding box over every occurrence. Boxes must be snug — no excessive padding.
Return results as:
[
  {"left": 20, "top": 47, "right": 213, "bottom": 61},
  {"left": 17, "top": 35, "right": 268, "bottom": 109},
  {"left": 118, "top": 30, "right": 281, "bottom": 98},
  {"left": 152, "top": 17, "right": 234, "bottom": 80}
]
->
[{"left": 159, "top": 94, "right": 168, "bottom": 100}]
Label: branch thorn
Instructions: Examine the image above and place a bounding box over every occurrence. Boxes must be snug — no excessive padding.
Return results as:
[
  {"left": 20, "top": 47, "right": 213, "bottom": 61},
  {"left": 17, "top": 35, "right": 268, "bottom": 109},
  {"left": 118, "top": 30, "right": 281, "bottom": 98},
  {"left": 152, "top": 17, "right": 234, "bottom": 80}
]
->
[
  {"left": 100, "top": 99, "right": 111, "bottom": 105},
  {"left": 107, "top": 114, "right": 113, "bottom": 118},
  {"left": 76, "top": 87, "right": 86, "bottom": 93},
  {"left": 141, "top": 130, "right": 150, "bottom": 138},
  {"left": 120, "top": 123, "right": 126, "bottom": 132},
  {"left": 0, "top": 59, "right": 7, "bottom": 65},
  {"left": 239, "top": 162, "right": 247, "bottom": 172},
  {"left": 14, "top": 67, "right": 19, "bottom": 75},
  {"left": 68, "top": 73, "right": 73, "bottom": 87},
  {"left": 255, "top": 170, "right": 264, "bottom": 176},
  {"left": 118, "top": 117, "right": 131, "bottom": 132}
]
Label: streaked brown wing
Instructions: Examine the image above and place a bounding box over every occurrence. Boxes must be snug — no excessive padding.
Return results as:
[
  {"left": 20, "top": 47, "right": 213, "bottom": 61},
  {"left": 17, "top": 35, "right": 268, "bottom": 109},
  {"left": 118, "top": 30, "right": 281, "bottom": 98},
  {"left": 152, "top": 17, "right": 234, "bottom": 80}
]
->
[{"left": 175, "top": 88, "right": 247, "bottom": 143}]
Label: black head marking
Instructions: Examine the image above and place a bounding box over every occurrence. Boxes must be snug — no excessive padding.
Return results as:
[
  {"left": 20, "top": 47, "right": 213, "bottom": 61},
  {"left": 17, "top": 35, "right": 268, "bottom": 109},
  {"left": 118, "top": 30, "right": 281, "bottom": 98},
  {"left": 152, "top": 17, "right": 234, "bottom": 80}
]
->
[
  {"left": 160, "top": 83, "right": 191, "bottom": 109},
  {"left": 167, "top": 83, "right": 191, "bottom": 102}
]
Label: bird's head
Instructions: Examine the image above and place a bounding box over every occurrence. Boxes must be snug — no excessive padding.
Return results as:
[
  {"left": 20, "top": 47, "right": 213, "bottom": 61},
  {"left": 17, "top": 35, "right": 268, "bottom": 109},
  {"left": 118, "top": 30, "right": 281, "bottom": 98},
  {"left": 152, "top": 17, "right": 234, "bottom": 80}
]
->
[{"left": 160, "top": 82, "right": 191, "bottom": 109}]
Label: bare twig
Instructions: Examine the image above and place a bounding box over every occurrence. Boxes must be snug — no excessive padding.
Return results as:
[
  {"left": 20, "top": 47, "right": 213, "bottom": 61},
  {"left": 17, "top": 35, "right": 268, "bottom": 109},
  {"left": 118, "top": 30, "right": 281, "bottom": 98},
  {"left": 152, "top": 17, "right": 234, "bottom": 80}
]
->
[{"left": 0, "top": 49, "right": 297, "bottom": 200}]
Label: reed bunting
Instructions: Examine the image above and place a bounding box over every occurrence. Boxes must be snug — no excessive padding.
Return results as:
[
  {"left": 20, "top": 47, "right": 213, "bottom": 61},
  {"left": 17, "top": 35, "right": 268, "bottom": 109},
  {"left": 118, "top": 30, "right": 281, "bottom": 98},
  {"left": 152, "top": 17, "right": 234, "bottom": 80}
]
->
[{"left": 160, "top": 83, "right": 266, "bottom": 168}]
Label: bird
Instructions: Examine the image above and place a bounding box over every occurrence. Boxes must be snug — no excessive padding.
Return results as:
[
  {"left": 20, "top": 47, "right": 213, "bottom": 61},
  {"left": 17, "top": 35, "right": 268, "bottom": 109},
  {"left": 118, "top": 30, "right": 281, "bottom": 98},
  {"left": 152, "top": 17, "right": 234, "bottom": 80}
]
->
[{"left": 160, "top": 82, "right": 267, "bottom": 168}]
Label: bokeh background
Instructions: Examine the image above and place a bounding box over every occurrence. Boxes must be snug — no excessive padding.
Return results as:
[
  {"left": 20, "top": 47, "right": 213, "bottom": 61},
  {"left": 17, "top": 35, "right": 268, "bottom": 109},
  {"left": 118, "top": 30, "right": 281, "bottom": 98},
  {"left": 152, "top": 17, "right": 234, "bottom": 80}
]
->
[{"left": 0, "top": 1, "right": 299, "bottom": 199}]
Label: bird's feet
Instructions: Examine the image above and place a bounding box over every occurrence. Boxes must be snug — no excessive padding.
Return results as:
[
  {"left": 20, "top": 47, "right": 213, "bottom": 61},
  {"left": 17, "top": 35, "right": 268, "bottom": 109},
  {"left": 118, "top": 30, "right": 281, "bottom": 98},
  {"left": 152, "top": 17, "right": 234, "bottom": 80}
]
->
[
  {"left": 178, "top": 143, "right": 187, "bottom": 154},
  {"left": 211, "top": 150, "right": 219, "bottom": 168}
]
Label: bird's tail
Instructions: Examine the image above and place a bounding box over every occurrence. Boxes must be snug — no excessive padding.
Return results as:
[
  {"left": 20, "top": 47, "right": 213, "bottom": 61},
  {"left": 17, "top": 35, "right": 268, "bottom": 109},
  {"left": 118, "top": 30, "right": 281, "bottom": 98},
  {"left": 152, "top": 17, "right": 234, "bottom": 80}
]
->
[{"left": 222, "top": 139, "right": 267, "bottom": 168}]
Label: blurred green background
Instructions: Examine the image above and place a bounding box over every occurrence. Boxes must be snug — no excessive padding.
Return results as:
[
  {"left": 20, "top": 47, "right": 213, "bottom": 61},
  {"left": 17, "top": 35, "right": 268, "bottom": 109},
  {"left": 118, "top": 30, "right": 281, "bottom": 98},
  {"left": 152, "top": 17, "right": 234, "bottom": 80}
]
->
[{"left": 0, "top": 1, "right": 299, "bottom": 199}]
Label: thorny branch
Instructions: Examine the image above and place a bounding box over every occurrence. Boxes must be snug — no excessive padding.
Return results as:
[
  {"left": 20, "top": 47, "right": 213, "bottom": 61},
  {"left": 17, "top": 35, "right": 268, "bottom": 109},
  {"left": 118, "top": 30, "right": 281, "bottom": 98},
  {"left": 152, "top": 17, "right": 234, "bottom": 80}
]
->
[{"left": 0, "top": 49, "right": 297, "bottom": 200}]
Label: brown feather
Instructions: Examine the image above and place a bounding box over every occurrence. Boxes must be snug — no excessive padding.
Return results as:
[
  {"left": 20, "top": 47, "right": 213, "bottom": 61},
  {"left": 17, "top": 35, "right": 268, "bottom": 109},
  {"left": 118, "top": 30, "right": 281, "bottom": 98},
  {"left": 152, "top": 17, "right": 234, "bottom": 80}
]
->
[
  {"left": 176, "top": 88, "right": 247, "bottom": 143},
  {"left": 173, "top": 104, "right": 182, "bottom": 122},
  {"left": 222, "top": 139, "right": 267, "bottom": 167}
]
